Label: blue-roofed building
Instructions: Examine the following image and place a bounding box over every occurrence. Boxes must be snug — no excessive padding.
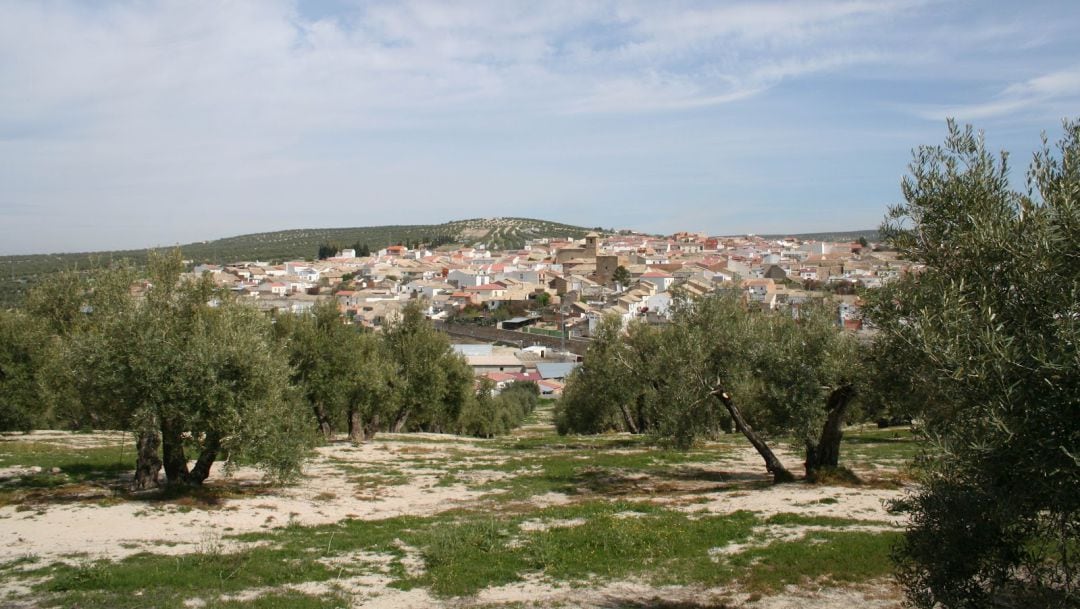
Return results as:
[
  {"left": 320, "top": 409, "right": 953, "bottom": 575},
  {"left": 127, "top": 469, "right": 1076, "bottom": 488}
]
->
[{"left": 535, "top": 362, "right": 580, "bottom": 380}]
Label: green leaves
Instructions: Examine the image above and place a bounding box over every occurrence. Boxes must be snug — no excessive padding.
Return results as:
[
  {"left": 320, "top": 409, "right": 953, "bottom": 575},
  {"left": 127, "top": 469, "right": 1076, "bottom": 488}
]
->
[{"left": 871, "top": 120, "right": 1080, "bottom": 608}]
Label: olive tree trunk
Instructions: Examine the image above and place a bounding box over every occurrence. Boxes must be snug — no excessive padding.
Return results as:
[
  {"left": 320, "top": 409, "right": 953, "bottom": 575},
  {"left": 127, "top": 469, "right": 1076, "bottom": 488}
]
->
[
  {"left": 160, "top": 420, "right": 190, "bottom": 484},
  {"left": 313, "top": 402, "right": 334, "bottom": 439},
  {"left": 804, "top": 384, "right": 856, "bottom": 476},
  {"left": 711, "top": 387, "right": 795, "bottom": 484},
  {"left": 363, "top": 414, "right": 381, "bottom": 441},
  {"left": 347, "top": 409, "right": 363, "bottom": 443},
  {"left": 187, "top": 433, "right": 220, "bottom": 485},
  {"left": 132, "top": 430, "right": 162, "bottom": 490}
]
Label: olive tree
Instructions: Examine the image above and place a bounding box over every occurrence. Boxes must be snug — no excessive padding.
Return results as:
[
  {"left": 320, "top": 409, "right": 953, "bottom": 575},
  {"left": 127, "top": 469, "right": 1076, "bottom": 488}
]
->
[
  {"left": 558, "top": 292, "right": 864, "bottom": 483},
  {"left": 276, "top": 300, "right": 395, "bottom": 441},
  {"left": 382, "top": 301, "right": 473, "bottom": 433},
  {"left": 865, "top": 120, "right": 1079, "bottom": 608},
  {"left": 47, "top": 251, "right": 312, "bottom": 489},
  {"left": 0, "top": 310, "right": 50, "bottom": 431}
]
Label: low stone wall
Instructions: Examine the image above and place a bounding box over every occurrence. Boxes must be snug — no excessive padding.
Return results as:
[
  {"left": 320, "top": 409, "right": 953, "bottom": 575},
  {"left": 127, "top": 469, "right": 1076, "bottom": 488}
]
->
[{"left": 433, "top": 321, "right": 590, "bottom": 356}]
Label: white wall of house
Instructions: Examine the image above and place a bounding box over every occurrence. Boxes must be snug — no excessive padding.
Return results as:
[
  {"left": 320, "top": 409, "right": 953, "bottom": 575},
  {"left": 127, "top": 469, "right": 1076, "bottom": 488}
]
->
[
  {"left": 447, "top": 269, "right": 489, "bottom": 287},
  {"left": 641, "top": 275, "right": 674, "bottom": 292}
]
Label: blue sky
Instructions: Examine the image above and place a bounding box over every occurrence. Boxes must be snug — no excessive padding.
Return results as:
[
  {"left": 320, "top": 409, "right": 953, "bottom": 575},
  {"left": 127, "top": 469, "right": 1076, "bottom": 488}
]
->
[{"left": 1, "top": 0, "right": 1078, "bottom": 254}]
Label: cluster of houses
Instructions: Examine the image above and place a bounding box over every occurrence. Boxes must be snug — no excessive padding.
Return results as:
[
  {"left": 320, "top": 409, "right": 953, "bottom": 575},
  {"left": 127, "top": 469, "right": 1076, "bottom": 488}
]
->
[
  {"left": 187, "top": 230, "right": 912, "bottom": 390},
  {"left": 451, "top": 344, "right": 580, "bottom": 396}
]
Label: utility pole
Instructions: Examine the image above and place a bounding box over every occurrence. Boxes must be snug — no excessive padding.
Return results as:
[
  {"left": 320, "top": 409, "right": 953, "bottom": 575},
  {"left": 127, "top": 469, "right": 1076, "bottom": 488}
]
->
[{"left": 559, "top": 305, "right": 567, "bottom": 353}]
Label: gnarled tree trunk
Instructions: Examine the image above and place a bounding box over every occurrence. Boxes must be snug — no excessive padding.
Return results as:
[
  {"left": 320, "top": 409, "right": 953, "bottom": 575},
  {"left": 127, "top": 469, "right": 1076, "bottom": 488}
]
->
[
  {"left": 363, "top": 414, "right": 381, "bottom": 441},
  {"left": 160, "top": 420, "right": 190, "bottom": 484},
  {"left": 711, "top": 387, "right": 795, "bottom": 484},
  {"left": 391, "top": 408, "right": 410, "bottom": 433},
  {"left": 619, "top": 401, "right": 640, "bottom": 434},
  {"left": 348, "top": 409, "right": 363, "bottom": 443},
  {"left": 313, "top": 402, "right": 334, "bottom": 439},
  {"left": 132, "top": 430, "right": 162, "bottom": 491},
  {"left": 805, "top": 384, "right": 856, "bottom": 475},
  {"left": 187, "top": 433, "right": 220, "bottom": 485}
]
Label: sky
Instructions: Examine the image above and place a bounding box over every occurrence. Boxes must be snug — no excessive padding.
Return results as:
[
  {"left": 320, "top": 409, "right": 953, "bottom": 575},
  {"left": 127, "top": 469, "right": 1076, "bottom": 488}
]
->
[{"left": 1, "top": 0, "right": 1078, "bottom": 255}]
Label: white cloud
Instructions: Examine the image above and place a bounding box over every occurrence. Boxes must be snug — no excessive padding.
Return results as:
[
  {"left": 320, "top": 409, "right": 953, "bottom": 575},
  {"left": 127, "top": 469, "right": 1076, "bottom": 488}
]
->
[
  {"left": 0, "top": 0, "right": 907, "bottom": 127},
  {"left": 1, "top": 0, "right": 1076, "bottom": 253},
  {"left": 912, "top": 67, "right": 1080, "bottom": 121}
]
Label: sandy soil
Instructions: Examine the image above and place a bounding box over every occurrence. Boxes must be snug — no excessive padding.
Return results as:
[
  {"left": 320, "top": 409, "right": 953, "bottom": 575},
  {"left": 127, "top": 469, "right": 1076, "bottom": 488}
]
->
[{"left": 0, "top": 427, "right": 909, "bottom": 608}]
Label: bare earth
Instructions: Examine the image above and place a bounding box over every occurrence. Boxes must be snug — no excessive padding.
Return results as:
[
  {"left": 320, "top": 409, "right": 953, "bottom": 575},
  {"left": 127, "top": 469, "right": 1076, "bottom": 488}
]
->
[{"left": 0, "top": 422, "right": 911, "bottom": 608}]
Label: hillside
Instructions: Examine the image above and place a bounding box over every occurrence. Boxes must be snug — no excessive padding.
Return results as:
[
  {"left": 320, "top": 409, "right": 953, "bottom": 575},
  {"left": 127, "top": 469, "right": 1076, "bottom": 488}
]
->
[
  {"left": 0, "top": 219, "right": 883, "bottom": 309},
  {"left": 0, "top": 218, "right": 594, "bottom": 308},
  {"left": 756, "top": 229, "right": 881, "bottom": 243}
]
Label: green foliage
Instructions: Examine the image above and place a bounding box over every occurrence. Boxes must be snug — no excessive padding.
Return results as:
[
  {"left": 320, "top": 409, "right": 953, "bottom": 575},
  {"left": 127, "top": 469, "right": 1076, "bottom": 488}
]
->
[
  {"left": 382, "top": 301, "right": 474, "bottom": 433},
  {"left": 30, "top": 250, "right": 314, "bottom": 485},
  {"left": 555, "top": 314, "right": 641, "bottom": 435},
  {"left": 275, "top": 300, "right": 395, "bottom": 440},
  {"left": 612, "top": 265, "right": 631, "bottom": 287},
  {"left": 0, "top": 310, "right": 50, "bottom": 430},
  {"left": 746, "top": 304, "right": 861, "bottom": 451},
  {"left": 315, "top": 242, "right": 341, "bottom": 260},
  {"left": 867, "top": 120, "right": 1080, "bottom": 608},
  {"left": 458, "top": 380, "right": 540, "bottom": 438},
  {"left": 558, "top": 294, "right": 863, "bottom": 472}
]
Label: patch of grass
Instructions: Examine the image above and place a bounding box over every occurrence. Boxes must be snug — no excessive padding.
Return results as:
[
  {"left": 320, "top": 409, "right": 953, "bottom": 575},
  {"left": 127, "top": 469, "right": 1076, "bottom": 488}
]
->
[
  {"left": 326, "top": 461, "right": 412, "bottom": 490},
  {"left": 0, "top": 440, "right": 133, "bottom": 475},
  {"left": 434, "top": 474, "right": 461, "bottom": 487},
  {"left": 0, "top": 554, "right": 40, "bottom": 574},
  {"left": 411, "top": 517, "right": 529, "bottom": 596},
  {"left": 724, "top": 529, "right": 901, "bottom": 592},
  {"left": 41, "top": 589, "right": 349, "bottom": 609},
  {"left": 36, "top": 542, "right": 342, "bottom": 609},
  {"left": 529, "top": 503, "right": 758, "bottom": 587},
  {"left": 841, "top": 428, "right": 920, "bottom": 461},
  {"left": 0, "top": 438, "right": 136, "bottom": 507},
  {"left": 764, "top": 513, "right": 887, "bottom": 528},
  {"left": 207, "top": 590, "right": 350, "bottom": 608}
]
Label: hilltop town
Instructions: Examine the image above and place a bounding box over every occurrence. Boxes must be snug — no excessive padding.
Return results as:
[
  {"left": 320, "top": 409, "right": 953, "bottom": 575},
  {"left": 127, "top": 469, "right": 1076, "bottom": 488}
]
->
[{"left": 186, "top": 226, "right": 908, "bottom": 394}]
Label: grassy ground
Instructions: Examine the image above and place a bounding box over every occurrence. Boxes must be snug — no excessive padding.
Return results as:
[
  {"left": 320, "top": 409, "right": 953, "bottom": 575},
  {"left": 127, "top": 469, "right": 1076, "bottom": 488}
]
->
[{"left": 0, "top": 414, "right": 914, "bottom": 608}]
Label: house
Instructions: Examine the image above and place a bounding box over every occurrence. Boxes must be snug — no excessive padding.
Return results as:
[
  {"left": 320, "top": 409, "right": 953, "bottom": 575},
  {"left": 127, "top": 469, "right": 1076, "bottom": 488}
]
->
[
  {"left": 464, "top": 353, "right": 526, "bottom": 375},
  {"left": 447, "top": 269, "right": 490, "bottom": 288},
  {"left": 535, "top": 362, "right": 580, "bottom": 381},
  {"left": 537, "top": 379, "right": 565, "bottom": 396},
  {"left": 639, "top": 271, "right": 675, "bottom": 292},
  {"left": 465, "top": 283, "right": 508, "bottom": 308},
  {"left": 743, "top": 278, "right": 777, "bottom": 309}
]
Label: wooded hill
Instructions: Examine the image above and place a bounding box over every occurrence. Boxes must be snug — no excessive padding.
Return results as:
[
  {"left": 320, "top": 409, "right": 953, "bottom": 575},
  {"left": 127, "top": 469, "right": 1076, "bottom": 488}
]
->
[{"left": 0, "top": 218, "right": 594, "bottom": 308}]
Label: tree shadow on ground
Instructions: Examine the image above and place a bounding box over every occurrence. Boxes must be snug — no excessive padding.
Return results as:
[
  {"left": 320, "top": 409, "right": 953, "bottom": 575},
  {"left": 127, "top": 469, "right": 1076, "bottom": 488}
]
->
[
  {"left": 598, "top": 597, "right": 733, "bottom": 609},
  {"left": 570, "top": 466, "right": 772, "bottom": 497},
  {"left": 125, "top": 478, "right": 275, "bottom": 509},
  {"left": 2, "top": 466, "right": 274, "bottom": 509}
]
